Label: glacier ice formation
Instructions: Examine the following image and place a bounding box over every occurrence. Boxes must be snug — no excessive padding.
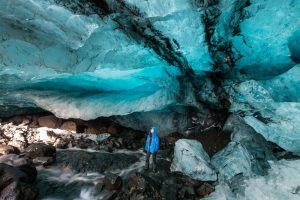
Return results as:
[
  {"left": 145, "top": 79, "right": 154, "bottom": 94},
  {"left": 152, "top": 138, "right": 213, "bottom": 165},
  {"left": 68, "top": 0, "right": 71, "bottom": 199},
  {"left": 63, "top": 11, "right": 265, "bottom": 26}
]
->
[
  {"left": 170, "top": 139, "right": 217, "bottom": 181},
  {"left": 0, "top": 0, "right": 300, "bottom": 163},
  {"left": 1, "top": 0, "right": 300, "bottom": 199}
]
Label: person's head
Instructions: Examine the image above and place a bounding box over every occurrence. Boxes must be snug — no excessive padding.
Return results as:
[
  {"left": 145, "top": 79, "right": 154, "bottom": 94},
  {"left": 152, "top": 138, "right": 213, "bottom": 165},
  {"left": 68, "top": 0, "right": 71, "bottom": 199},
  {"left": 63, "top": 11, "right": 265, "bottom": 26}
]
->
[
  {"left": 150, "top": 127, "right": 157, "bottom": 135},
  {"left": 150, "top": 128, "right": 154, "bottom": 134}
]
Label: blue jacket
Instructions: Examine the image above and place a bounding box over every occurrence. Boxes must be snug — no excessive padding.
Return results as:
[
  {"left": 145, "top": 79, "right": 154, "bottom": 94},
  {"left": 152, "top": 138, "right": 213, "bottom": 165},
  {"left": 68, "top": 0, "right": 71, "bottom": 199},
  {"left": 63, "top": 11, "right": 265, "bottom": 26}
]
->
[{"left": 145, "top": 127, "right": 159, "bottom": 153}]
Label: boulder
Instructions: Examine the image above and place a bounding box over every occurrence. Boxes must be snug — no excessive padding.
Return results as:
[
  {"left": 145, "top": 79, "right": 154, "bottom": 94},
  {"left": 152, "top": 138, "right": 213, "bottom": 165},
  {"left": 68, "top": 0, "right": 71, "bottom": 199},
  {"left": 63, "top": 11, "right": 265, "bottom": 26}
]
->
[
  {"left": 7, "top": 140, "right": 27, "bottom": 151},
  {"left": 103, "top": 173, "right": 122, "bottom": 190},
  {"left": 0, "top": 154, "right": 37, "bottom": 183},
  {"left": 53, "top": 138, "right": 68, "bottom": 149},
  {"left": 107, "top": 124, "right": 120, "bottom": 135},
  {"left": 99, "top": 189, "right": 117, "bottom": 200},
  {"left": 170, "top": 139, "right": 217, "bottom": 181},
  {"left": 196, "top": 183, "right": 215, "bottom": 197},
  {"left": 0, "top": 144, "right": 20, "bottom": 155},
  {"left": 125, "top": 172, "right": 161, "bottom": 199},
  {"left": 0, "top": 163, "right": 38, "bottom": 200},
  {"left": 60, "top": 121, "right": 77, "bottom": 132},
  {"left": 127, "top": 174, "right": 147, "bottom": 192},
  {"left": 33, "top": 157, "right": 54, "bottom": 166},
  {"left": 10, "top": 115, "right": 29, "bottom": 125},
  {"left": 38, "top": 115, "right": 58, "bottom": 128},
  {"left": 211, "top": 114, "right": 275, "bottom": 183},
  {"left": 24, "top": 143, "right": 56, "bottom": 159}
]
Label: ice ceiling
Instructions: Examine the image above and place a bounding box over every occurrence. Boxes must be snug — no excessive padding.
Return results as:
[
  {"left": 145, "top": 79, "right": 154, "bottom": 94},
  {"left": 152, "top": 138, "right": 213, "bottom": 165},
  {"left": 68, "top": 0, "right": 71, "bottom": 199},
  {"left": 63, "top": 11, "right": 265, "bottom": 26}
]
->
[{"left": 0, "top": 0, "right": 300, "bottom": 149}]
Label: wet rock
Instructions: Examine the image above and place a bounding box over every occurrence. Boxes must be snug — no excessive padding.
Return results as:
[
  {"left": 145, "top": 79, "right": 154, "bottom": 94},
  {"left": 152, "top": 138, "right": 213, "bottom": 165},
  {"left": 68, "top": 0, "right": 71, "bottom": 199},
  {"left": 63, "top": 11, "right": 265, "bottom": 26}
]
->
[
  {"left": 125, "top": 172, "right": 161, "bottom": 200},
  {"left": 96, "top": 182, "right": 105, "bottom": 192},
  {"left": 160, "top": 182, "right": 178, "bottom": 200},
  {"left": 104, "top": 145, "right": 114, "bottom": 153},
  {"left": 60, "top": 121, "right": 76, "bottom": 132},
  {"left": 10, "top": 115, "right": 30, "bottom": 125},
  {"left": 24, "top": 143, "right": 56, "bottom": 159},
  {"left": 100, "top": 189, "right": 117, "bottom": 200},
  {"left": 33, "top": 156, "right": 54, "bottom": 166},
  {"left": 196, "top": 183, "right": 215, "bottom": 197},
  {"left": 0, "top": 154, "right": 37, "bottom": 183},
  {"left": 178, "top": 185, "right": 196, "bottom": 199},
  {"left": 187, "top": 127, "right": 231, "bottom": 157},
  {"left": 56, "top": 149, "right": 140, "bottom": 173},
  {"left": 107, "top": 124, "right": 120, "bottom": 135},
  {"left": 128, "top": 173, "right": 147, "bottom": 192},
  {"left": 103, "top": 173, "right": 122, "bottom": 190},
  {"left": 53, "top": 138, "right": 68, "bottom": 149},
  {"left": 0, "top": 144, "right": 20, "bottom": 155},
  {"left": 0, "top": 163, "right": 38, "bottom": 200},
  {"left": 161, "top": 132, "right": 184, "bottom": 149},
  {"left": 85, "top": 124, "right": 107, "bottom": 134},
  {"left": 38, "top": 115, "right": 60, "bottom": 128}
]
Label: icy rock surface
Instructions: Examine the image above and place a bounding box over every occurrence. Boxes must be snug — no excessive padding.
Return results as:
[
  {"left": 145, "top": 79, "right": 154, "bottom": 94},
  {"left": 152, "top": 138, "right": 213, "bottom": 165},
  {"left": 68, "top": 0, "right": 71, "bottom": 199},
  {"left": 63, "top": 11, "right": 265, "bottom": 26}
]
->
[
  {"left": 204, "top": 159, "right": 300, "bottom": 200},
  {"left": 170, "top": 139, "right": 217, "bottom": 181},
  {"left": 211, "top": 115, "right": 274, "bottom": 182},
  {"left": 225, "top": 79, "right": 300, "bottom": 154},
  {"left": 0, "top": 0, "right": 207, "bottom": 120},
  {"left": 0, "top": 0, "right": 300, "bottom": 142}
]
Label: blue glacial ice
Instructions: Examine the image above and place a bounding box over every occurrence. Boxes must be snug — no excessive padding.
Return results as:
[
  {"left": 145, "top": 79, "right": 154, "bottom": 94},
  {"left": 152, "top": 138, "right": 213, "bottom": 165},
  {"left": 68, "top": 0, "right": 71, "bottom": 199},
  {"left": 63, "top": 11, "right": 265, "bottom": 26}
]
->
[
  {"left": 211, "top": 114, "right": 274, "bottom": 182},
  {"left": 0, "top": 0, "right": 300, "bottom": 163},
  {"left": 170, "top": 139, "right": 217, "bottom": 181},
  {"left": 204, "top": 159, "right": 300, "bottom": 200}
]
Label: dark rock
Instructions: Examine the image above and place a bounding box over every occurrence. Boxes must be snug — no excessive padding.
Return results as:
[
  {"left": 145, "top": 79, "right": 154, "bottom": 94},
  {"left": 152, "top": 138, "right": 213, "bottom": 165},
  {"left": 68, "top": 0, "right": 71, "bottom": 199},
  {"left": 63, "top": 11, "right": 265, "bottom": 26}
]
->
[
  {"left": 53, "top": 139, "right": 68, "bottom": 149},
  {"left": 128, "top": 173, "right": 146, "bottom": 192},
  {"left": 10, "top": 115, "right": 29, "bottom": 125},
  {"left": 96, "top": 182, "right": 104, "bottom": 192},
  {"left": 179, "top": 185, "right": 195, "bottom": 198},
  {"left": 104, "top": 144, "right": 113, "bottom": 153},
  {"left": 160, "top": 182, "right": 179, "bottom": 200},
  {"left": 125, "top": 172, "right": 162, "bottom": 200},
  {"left": 56, "top": 149, "right": 140, "bottom": 173},
  {"left": 0, "top": 144, "right": 20, "bottom": 155},
  {"left": 0, "top": 163, "right": 38, "bottom": 200},
  {"left": 0, "top": 154, "right": 37, "bottom": 183},
  {"left": 24, "top": 143, "right": 56, "bottom": 159},
  {"left": 33, "top": 157, "right": 54, "bottom": 166},
  {"left": 196, "top": 183, "right": 215, "bottom": 197},
  {"left": 187, "top": 127, "right": 231, "bottom": 157},
  {"left": 28, "top": 116, "right": 39, "bottom": 128},
  {"left": 103, "top": 173, "right": 122, "bottom": 191},
  {"left": 107, "top": 124, "right": 120, "bottom": 135},
  {"left": 100, "top": 189, "right": 117, "bottom": 200}
]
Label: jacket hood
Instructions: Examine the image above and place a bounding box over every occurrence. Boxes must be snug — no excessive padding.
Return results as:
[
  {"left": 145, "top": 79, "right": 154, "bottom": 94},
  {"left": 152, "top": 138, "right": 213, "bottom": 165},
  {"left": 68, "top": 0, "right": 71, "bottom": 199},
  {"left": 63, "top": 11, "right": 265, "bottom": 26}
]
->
[{"left": 150, "top": 126, "right": 158, "bottom": 136}]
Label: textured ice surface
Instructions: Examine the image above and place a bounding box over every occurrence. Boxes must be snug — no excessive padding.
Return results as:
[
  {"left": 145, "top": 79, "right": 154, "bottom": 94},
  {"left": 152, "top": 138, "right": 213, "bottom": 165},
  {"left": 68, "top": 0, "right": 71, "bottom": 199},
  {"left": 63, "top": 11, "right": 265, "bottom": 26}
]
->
[
  {"left": 0, "top": 0, "right": 300, "bottom": 145},
  {"left": 211, "top": 115, "right": 274, "bottom": 182},
  {"left": 170, "top": 139, "right": 217, "bottom": 181},
  {"left": 205, "top": 159, "right": 300, "bottom": 200},
  {"left": 229, "top": 0, "right": 300, "bottom": 79},
  {"left": 0, "top": 0, "right": 207, "bottom": 119},
  {"left": 226, "top": 80, "right": 300, "bottom": 154}
]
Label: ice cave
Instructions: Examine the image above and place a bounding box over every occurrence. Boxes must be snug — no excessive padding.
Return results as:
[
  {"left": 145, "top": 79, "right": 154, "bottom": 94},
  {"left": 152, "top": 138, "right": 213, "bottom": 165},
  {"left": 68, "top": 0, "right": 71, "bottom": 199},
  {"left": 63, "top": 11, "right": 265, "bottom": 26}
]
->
[{"left": 0, "top": 0, "right": 299, "bottom": 199}]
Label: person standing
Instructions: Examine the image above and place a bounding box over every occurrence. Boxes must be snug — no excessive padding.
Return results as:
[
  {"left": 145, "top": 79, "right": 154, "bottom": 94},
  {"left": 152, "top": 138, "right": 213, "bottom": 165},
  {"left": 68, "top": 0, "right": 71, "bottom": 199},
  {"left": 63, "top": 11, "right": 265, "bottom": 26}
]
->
[{"left": 144, "top": 127, "right": 159, "bottom": 172}]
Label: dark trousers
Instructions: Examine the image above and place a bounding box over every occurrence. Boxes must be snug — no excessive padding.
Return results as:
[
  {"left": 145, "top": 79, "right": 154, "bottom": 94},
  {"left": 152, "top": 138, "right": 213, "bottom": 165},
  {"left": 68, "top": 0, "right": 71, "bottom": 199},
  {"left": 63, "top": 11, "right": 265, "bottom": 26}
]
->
[{"left": 145, "top": 151, "right": 157, "bottom": 170}]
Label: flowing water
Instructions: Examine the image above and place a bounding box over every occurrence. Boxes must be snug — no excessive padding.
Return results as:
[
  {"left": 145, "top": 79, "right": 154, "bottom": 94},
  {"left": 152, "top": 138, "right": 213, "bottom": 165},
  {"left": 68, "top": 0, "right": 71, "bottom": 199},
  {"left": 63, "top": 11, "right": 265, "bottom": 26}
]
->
[{"left": 35, "top": 148, "right": 147, "bottom": 200}]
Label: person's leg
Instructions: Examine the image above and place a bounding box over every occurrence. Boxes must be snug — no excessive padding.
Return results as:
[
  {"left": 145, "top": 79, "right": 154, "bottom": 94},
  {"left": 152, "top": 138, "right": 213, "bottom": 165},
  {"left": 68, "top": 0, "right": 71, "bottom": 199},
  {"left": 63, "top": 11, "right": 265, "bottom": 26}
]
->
[
  {"left": 152, "top": 152, "right": 157, "bottom": 172},
  {"left": 145, "top": 151, "right": 150, "bottom": 170}
]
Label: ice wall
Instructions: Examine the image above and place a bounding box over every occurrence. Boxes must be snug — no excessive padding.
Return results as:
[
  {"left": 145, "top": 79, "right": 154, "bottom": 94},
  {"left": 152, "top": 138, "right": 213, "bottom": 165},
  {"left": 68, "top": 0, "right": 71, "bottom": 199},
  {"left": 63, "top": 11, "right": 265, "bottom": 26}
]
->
[{"left": 0, "top": 0, "right": 299, "bottom": 143}]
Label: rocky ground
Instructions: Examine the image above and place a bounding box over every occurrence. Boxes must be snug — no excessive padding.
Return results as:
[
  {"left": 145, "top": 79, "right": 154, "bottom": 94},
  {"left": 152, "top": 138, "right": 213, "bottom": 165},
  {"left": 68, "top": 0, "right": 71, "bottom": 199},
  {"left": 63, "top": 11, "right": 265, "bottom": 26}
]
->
[{"left": 0, "top": 113, "right": 231, "bottom": 200}]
